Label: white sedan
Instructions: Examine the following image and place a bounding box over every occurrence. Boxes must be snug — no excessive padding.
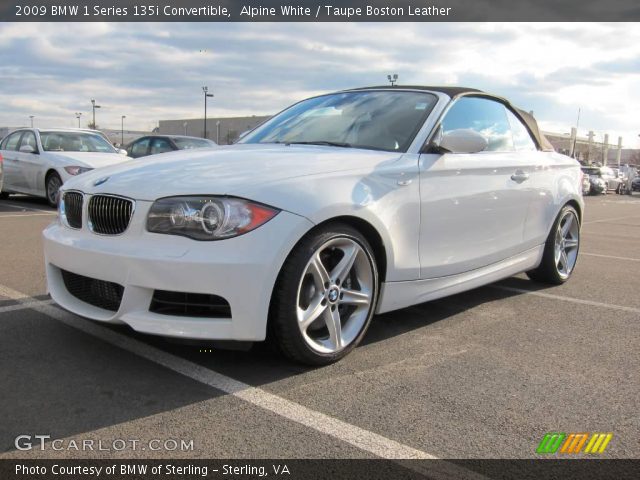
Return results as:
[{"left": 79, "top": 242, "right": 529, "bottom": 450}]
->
[
  {"left": 43, "top": 87, "right": 583, "bottom": 365},
  {"left": 0, "top": 128, "right": 130, "bottom": 207}
]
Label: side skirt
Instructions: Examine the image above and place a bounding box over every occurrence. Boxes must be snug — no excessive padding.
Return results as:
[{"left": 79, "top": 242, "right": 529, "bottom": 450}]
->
[{"left": 376, "top": 245, "right": 544, "bottom": 314}]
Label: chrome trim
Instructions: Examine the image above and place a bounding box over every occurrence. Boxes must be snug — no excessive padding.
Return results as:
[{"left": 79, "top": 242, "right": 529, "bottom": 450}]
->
[
  {"left": 87, "top": 193, "right": 136, "bottom": 236},
  {"left": 60, "top": 190, "right": 84, "bottom": 230}
]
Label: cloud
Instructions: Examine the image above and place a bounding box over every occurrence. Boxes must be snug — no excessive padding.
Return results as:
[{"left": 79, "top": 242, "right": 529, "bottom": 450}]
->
[{"left": 0, "top": 22, "right": 638, "bottom": 146}]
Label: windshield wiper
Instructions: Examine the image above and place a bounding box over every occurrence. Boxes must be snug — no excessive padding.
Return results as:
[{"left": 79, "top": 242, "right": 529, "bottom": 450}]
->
[{"left": 285, "top": 141, "right": 353, "bottom": 148}]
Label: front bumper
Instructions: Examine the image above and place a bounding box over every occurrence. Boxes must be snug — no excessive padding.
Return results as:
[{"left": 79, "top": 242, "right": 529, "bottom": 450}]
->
[{"left": 43, "top": 200, "right": 313, "bottom": 341}]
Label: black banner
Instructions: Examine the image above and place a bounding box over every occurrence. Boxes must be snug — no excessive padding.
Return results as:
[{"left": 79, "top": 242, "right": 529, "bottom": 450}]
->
[
  {"left": 1, "top": 459, "right": 639, "bottom": 480},
  {"left": 1, "top": 0, "right": 640, "bottom": 22}
]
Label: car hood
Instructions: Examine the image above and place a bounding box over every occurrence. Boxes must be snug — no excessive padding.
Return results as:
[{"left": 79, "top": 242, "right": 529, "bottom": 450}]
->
[
  {"left": 63, "top": 144, "right": 402, "bottom": 201},
  {"left": 47, "top": 151, "right": 131, "bottom": 169}
]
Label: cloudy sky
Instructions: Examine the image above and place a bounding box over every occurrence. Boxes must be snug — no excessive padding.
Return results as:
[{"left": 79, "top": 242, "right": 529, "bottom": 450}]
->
[{"left": 0, "top": 22, "right": 638, "bottom": 147}]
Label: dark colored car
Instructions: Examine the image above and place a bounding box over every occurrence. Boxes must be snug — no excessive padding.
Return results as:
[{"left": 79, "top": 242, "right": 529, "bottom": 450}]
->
[
  {"left": 126, "top": 135, "right": 217, "bottom": 159},
  {"left": 581, "top": 166, "right": 607, "bottom": 195},
  {"left": 632, "top": 177, "right": 640, "bottom": 192}
]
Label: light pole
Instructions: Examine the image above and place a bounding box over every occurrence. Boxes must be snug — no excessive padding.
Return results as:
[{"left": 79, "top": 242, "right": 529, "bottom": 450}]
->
[
  {"left": 183, "top": 122, "right": 188, "bottom": 136},
  {"left": 202, "top": 86, "right": 214, "bottom": 139},
  {"left": 387, "top": 74, "right": 398, "bottom": 86},
  {"left": 90, "top": 99, "right": 101, "bottom": 129},
  {"left": 29, "top": 115, "right": 34, "bottom": 127},
  {"left": 216, "top": 120, "right": 221, "bottom": 144},
  {"left": 121, "top": 115, "right": 126, "bottom": 146},
  {"left": 75, "top": 112, "right": 82, "bottom": 128}
]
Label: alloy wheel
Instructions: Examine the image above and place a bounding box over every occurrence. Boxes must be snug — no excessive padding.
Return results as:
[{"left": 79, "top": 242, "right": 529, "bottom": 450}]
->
[
  {"left": 296, "top": 237, "right": 374, "bottom": 354},
  {"left": 554, "top": 210, "right": 580, "bottom": 279},
  {"left": 47, "top": 175, "right": 62, "bottom": 206}
]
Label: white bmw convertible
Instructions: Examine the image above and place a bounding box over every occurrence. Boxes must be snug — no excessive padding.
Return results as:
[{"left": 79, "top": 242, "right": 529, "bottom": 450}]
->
[{"left": 43, "top": 86, "right": 583, "bottom": 365}]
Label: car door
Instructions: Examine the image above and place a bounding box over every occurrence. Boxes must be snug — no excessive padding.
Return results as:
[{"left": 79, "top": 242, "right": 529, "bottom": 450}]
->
[
  {"left": 0, "top": 131, "right": 25, "bottom": 192},
  {"left": 127, "top": 137, "right": 151, "bottom": 158},
  {"left": 149, "top": 137, "right": 175, "bottom": 155},
  {"left": 15, "top": 130, "right": 44, "bottom": 195},
  {"left": 418, "top": 96, "right": 534, "bottom": 279}
]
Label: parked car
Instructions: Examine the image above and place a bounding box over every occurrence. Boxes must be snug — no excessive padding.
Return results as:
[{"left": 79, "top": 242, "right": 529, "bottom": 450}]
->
[
  {"left": 581, "top": 166, "right": 607, "bottom": 195},
  {"left": 44, "top": 86, "right": 583, "bottom": 365},
  {"left": 581, "top": 171, "right": 591, "bottom": 195},
  {"left": 126, "top": 135, "right": 216, "bottom": 158},
  {"left": 632, "top": 176, "right": 640, "bottom": 192},
  {"left": 0, "top": 152, "right": 3, "bottom": 196},
  {"left": 0, "top": 129, "right": 131, "bottom": 206},
  {"left": 599, "top": 166, "right": 624, "bottom": 193}
]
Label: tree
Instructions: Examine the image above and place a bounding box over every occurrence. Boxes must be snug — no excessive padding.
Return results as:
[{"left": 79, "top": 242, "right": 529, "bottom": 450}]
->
[{"left": 87, "top": 122, "right": 98, "bottom": 130}]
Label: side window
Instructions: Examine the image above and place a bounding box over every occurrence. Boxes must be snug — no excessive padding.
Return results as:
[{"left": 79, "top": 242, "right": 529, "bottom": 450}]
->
[
  {"left": 505, "top": 109, "right": 537, "bottom": 151},
  {"left": 441, "top": 97, "right": 515, "bottom": 152},
  {"left": 2, "top": 132, "right": 23, "bottom": 151},
  {"left": 130, "top": 138, "right": 150, "bottom": 157},
  {"left": 150, "top": 138, "right": 173, "bottom": 155},
  {"left": 18, "top": 131, "right": 38, "bottom": 152}
]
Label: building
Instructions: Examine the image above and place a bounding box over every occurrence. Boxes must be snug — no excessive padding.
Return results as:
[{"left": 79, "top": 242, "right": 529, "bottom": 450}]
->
[
  {"left": 158, "top": 116, "right": 271, "bottom": 145},
  {"left": 544, "top": 131, "right": 639, "bottom": 167}
]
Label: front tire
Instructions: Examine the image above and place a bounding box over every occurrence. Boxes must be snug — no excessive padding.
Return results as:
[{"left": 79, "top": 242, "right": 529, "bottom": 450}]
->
[
  {"left": 527, "top": 205, "right": 580, "bottom": 285},
  {"left": 270, "top": 224, "right": 379, "bottom": 366},
  {"left": 45, "top": 172, "right": 62, "bottom": 208}
]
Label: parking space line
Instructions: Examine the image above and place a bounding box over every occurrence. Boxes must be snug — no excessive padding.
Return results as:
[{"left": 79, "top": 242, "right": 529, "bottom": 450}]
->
[
  {"left": 0, "top": 299, "right": 54, "bottom": 314},
  {"left": 0, "top": 203, "right": 54, "bottom": 214},
  {"left": 0, "top": 283, "right": 447, "bottom": 464},
  {"left": 0, "top": 213, "right": 56, "bottom": 218},
  {"left": 493, "top": 285, "right": 640, "bottom": 314},
  {"left": 581, "top": 252, "right": 640, "bottom": 262},
  {"left": 583, "top": 214, "right": 640, "bottom": 225}
]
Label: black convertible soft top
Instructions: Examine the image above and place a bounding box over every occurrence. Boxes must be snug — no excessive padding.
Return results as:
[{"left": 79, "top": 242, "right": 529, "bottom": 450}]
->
[{"left": 344, "top": 85, "right": 555, "bottom": 152}]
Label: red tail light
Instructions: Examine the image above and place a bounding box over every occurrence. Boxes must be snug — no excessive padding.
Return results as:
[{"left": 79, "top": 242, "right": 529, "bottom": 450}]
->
[{"left": 0, "top": 153, "right": 3, "bottom": 164}]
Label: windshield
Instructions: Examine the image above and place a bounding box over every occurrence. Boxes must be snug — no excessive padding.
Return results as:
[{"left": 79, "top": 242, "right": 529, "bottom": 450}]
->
[
  {"left": 239, "top": 91, "right": 437, "bottom": 152},
  {"left": 40, "top": 132, "right": 117, "bottom": 153},
  {"left": 173, "top": 137, "right": 215, "bottom": 150}
]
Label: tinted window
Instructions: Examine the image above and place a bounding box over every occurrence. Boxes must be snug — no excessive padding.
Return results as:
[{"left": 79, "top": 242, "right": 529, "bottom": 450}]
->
[
  {"left": 441, "top": 97, "right": 515, "bottom": 152},
  {"left": 130, "top": 138, "right": 150, "bottom": 157},
  {"left": 241, "top": 91, "right": 437, "bottom": 153},
  {"left": 150, "top": 138, "right": 174, "bottom": 155},
  {"left": 2, "top": 132, "right": 23, "bottom": 151},
  {"left": 173, "top": 138, "right": 215, "bottom": 150},
  {"left": 505, "top": 109, "right": 537, "bottom": 151},
  {"left": 19, "top": 131, "right": 38, "bottom": 151}
]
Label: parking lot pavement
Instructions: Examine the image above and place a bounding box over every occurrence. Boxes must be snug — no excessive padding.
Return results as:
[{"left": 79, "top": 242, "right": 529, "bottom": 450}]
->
[{"left": 0, "top": 194, "right": 638, "bottom": 460}]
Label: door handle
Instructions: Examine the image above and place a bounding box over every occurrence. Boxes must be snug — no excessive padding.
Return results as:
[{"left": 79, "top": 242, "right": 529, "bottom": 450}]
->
[{"left": 510, "top": 170, "right": 530, "bottom": 183}]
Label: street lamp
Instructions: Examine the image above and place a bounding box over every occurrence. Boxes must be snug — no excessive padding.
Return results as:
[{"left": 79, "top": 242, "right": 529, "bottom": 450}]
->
[
  {"left": 183, "top": 122, "right": 188, "bottom": 136},
  {"left": 90, "top": 99, "right": 101, "bottom": 129},
  {"left": 387, "top": 74, "right": 398, "bottom": 86},
  {"left": 202, "top": 86, "right": 214, "bottom": 139},
  {"left": 121, "top": 115, "right": 126, "bottom": 146},
  {"left": 29, "top": 115, "right": 35, "bottom": 127},
  {"left": 75, "top": 112, "right": 82, "bottom": 128}
]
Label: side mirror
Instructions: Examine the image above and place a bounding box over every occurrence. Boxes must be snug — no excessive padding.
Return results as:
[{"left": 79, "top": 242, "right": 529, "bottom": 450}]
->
[
  {"left": 118, "top": 149, "right": 128, "bottom": 155},
  {"left": 19, "top": 144, "right": 36, "bottom": 154},
  {"left": 433, "top": 129, "right": 488, "bottom": 154}
]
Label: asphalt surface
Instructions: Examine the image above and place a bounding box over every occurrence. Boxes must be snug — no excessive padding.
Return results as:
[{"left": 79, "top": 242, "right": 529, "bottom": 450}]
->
[{"left": 0, "top": 193, "right": 638, "bottom": 460}]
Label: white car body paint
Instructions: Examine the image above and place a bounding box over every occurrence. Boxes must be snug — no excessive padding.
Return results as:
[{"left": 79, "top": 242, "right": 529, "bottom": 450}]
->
[
  {"left": 42, "top": 88, "right": 584, "bottom": 343},
  {"left": 0, "top": 128, "right": 130, "bottom": 198}
]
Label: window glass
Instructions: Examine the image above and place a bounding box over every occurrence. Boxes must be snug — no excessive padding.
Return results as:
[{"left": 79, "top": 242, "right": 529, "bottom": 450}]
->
[
  {"left": 441, "top": 97, "right": 515, "bottom": 152},
  {"left": 130, "top": 138, "right": 151, "bottom": 157},
  {"left": 19, "top": 131, "right": 38, "bottom": 151},
  {"left": 173, "top": 138, "right": 215, "bottom": 150},
  {"left": 150, "top": 138, "right": 174, "bottom": 155},
  {"left": 240, "top": 91, "right": 437, "bottom": 153},
  {"left": 505, "top": 109, "right": 537, "bottom": 151},
  {"left": 3, "top": 132, "right": 23, "bottom": 151},
  {"left": 40, "top": 132, "right": 116, "bottom": 153}
]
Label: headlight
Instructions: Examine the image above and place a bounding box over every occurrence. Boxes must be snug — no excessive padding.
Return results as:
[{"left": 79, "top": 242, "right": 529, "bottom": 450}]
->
[
  {"left": 64, "top": 166, "right": 93, "bottom": 176},
  {"left": 147, "top": 196, "right": 279, "bottom": 240}
]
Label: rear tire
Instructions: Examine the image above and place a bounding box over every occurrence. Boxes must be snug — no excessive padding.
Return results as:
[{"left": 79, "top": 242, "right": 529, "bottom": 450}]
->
[
  {"left": 527, "top": 205, "right": 580, "bottom": 285},
  {"left": 269, "top": 223, "right": 379, "bottom": 366}
]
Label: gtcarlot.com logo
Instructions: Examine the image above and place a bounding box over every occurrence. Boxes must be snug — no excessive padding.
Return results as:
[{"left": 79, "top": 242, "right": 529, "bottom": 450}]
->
[
  {"left": 14, "top": 435, "right": 194, "bottom": 452},
  {"left": 536, "top": 432, "right": 613, "bottom": 454}
]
